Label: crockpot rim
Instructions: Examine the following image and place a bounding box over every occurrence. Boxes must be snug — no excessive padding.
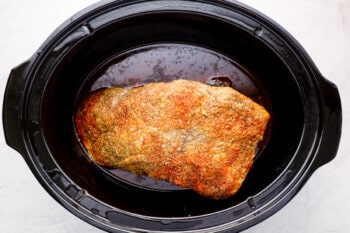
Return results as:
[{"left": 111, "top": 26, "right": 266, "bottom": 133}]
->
[{"left": 3, "top": 0, "right": 341, "bottom": 232}]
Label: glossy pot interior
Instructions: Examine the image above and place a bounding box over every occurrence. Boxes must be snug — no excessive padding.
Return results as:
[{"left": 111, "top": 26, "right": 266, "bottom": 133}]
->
[{"left": 3, "top": 0, "right": 341, "bottom": 232}]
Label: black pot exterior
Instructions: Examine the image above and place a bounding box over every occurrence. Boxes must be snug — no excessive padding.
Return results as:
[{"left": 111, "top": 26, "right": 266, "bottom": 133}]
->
[{"left": 2, "top": 0, "right": 341, "bottom": 232}]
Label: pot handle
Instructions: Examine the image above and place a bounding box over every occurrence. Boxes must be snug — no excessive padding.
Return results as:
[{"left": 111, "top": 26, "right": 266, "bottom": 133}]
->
[
  {"left": 3, "top": 61, "right": 31, "bottom": 156},
  {"left": 310, "top": 77, "right": 342, "bottom": 172}
]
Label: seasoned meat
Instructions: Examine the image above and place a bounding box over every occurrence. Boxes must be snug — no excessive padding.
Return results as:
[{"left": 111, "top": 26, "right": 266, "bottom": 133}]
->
[{"left": 75, "top": 79, "right": 270, "bottom": 199}]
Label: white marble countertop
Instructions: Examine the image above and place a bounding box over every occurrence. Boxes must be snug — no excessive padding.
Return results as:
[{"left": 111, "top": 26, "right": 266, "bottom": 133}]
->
[{"left": 0, "top": 0, "right": 348, "bottom": 232}]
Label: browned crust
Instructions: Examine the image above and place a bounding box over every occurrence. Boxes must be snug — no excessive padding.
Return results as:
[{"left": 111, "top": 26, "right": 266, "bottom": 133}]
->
[{"left": 75, "top": 80, "right": 270, "bottom": 199}]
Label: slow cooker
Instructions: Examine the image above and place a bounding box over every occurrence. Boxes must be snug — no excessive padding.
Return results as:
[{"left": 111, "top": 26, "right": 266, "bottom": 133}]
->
[{"left": 2, "top": 0, "right": 342, "bottom": 232}]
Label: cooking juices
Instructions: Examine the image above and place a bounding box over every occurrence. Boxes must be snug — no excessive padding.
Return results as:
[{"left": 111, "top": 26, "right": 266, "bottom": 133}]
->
[{"left": 91, "top": 44, "right": 262, "bottom": 100}]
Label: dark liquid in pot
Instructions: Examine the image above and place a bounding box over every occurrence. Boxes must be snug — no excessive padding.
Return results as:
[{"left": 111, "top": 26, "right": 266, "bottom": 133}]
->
[{"left": 85, "top": 43, "right": 271, "bottom": 191}]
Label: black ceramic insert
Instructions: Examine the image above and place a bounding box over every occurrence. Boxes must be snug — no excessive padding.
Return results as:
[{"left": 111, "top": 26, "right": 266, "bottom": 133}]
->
[{"left": 3, "top": 1, "right": 341, "bottom": 232}]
